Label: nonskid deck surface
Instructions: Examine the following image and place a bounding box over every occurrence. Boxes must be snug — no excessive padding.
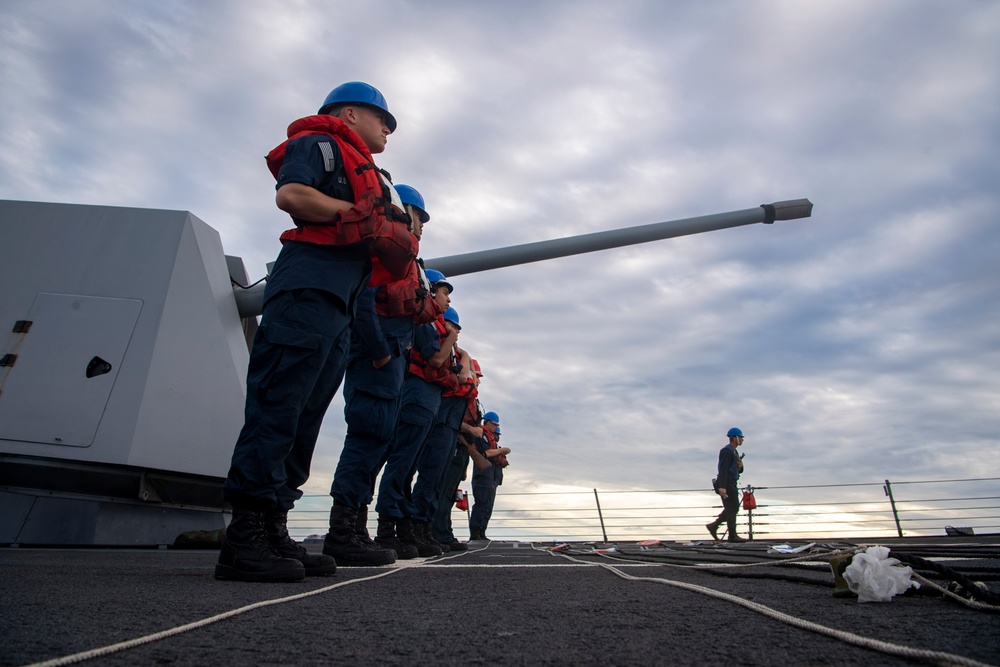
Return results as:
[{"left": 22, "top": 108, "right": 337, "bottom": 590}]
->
[{"left": 2, "top": 537, "right": 998, "bottom": 666}]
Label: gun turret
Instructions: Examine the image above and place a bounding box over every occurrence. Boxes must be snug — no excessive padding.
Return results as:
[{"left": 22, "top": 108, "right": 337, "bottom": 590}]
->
[{"left": 0, "top": 197, "right": 810, "bottom": 546}]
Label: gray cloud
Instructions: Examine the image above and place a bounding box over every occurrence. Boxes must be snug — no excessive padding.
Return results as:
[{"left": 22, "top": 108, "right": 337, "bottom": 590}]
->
[{"left": 1, "top": 0, "right": 997, "bottom": 528}]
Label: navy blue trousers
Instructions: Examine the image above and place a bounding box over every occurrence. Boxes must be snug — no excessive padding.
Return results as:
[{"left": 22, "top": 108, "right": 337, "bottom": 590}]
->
[
  {"left": 432, "top": 445, "right": 470, "bottom": 542},
  {"left": 470, "top": 478, "right": 497, "bottom": 534},
  {"left": 470, "top": 459, "right": 501, "bottom": 534},
  {"left": 330, "top": 348, "right": 409, "bottom": 509},
  {"left": 411, "top": 396, "right": 465, "bottom": 523},
  {"left": 375, "top": 376, "right": 441, "bottom": 519},
  {"left": 714, "top": 484, "right": 740, "bottom": 536},
  {"left": 223, "top": 288, "right": 353, "bottom": 511}
]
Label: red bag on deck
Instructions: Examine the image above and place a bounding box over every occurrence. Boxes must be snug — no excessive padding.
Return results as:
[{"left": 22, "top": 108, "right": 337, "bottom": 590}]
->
[{"left": 742, "top": 491, "right": 757, "bottom": 510}]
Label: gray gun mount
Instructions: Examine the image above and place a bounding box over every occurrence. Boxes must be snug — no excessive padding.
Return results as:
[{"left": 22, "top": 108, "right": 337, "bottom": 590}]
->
[{"left": 0, "top": 197, "right": 810, "bottom": 546}]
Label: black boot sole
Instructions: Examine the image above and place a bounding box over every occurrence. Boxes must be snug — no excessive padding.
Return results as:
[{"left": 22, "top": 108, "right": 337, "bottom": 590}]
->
[
  {"left": 411, "top": 544, "right": 443, "bottom": 557},
  {"left": 281, "top": 551, "right": 338, "bottom": 576},
  {"left": 214, "top": 562, "right": 305, "bottom": 582},
  {"left": 375, "top": 540, "right": 420, "bottom": 559},
  {"left": 303, "top": 562, "right": 339, "bottom": 576},
  {"left": 328, "top": 551, "right": 397, "bottom": 566}
]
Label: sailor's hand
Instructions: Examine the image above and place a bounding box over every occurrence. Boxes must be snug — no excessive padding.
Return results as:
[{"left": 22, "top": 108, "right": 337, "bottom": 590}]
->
[{"left": 373, "top": 355, "right": 391, "bottom": 369}]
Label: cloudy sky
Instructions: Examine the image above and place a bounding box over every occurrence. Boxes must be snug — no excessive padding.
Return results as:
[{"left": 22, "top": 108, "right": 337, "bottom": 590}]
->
[{"left": 2, "top": 0, "right": 997, "bottom": 537}]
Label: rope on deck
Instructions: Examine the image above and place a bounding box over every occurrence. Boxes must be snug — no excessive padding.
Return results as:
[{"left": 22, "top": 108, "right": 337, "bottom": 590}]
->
[
  {"left": 19, "top": 565, "right": 415, "bottom": 667},
  {"left": 552, "top": 549, "right": 997, "bottom": 667},
  {"left": 20, "top": 543, "right": 497, "bottom": 667}
]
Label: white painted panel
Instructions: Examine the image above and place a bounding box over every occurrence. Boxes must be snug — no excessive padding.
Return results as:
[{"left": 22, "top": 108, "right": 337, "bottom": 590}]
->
[{"left": 0, "top": 293, "right": 142, "bottom": 447}]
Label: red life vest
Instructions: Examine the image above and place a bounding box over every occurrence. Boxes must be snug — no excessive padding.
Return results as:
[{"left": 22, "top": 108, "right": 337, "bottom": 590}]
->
[
  {"left": 408, "top": 317, "right": 460, "bottom": 391},
  {"left": 370, "top": 258, "right": 443, "bottom": 323},
  {"left": 444, "top": 373, "right": 477, "bottom": 399},
  {"left": 458, "top": 399, "right": 483, "bottom": 449},
  {"left": 482, "top": 428, "right": 508, "bottom": 467},
  {"left": 265, "top": 115, "right": 417, "bottom": 277},
  {"left": 464, "top": 398, "right": 481, "bottom": 425}
]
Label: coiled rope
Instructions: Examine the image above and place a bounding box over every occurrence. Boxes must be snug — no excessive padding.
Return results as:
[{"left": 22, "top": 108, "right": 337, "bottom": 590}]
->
[
  {"left": 891, "top": 551, "right": 1000, "bottom": 607},
  {"left": 550, "top": 548, "right": 997, "bottom": 667},
  {"left": 588, "top": 544, "right": 1000, "bottom": 611}
]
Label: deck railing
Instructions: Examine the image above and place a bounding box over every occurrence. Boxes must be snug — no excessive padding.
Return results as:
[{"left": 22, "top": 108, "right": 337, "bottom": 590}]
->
[{"left": 289, "top": 476, "right": 1000, "bottom": 542}]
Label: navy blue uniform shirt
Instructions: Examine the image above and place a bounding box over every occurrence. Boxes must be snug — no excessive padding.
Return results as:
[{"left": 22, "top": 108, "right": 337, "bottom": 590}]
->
[
  {"left": 716, "top": 444, "right": 741, "bottom": 489},
  {"left": 412, "top": 321, "right": 443, "bottom": 361}
]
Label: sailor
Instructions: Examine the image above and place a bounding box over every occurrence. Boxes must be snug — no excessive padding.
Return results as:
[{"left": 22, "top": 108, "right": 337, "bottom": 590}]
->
[
  {"left": 216, "top": 82, "right": 412, "bottom": 582},
  {"left": 323, "top": 184, "right": 439, "bottom": 566},
  {"left": 410, "top": 313, "right": 478, "bottom": 552},
  {"left": 432, "top": 360, "right": 487, "bottom": 550},
  {"left": 469, "top": 411, "right": 510, "bottom": 540},
  {"left": 375, "top": 300, "right": 466, "bottom": 556},
  {"left": 707, "top": 427, "right": 748, "bottom": 543}
]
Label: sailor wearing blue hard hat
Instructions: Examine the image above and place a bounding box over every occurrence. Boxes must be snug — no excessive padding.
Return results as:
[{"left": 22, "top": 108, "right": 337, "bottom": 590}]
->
[
  {"left": 376, "top": 293, "right": 467, "bottom": 556},
  {"left": 707, "top": 427, "right": 748, "bottom": 543},
  {"left": 470, "top": 410, "right": 508, "bottom": 541},
  {"left": 319, "top": 81, "right": 397, "bottom": 134},
  {"left": 218, "top": 81, "right": 404, "bottom": 582},
  {"left": 325, "top": 182, "right": 442, "bottom": 567},
  {"left": 423, "top": 268, "right": 454, "bottom": 297}
]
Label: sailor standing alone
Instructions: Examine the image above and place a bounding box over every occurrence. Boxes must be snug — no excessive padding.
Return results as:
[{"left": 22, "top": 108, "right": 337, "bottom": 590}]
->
[{"left": 707, "top": 427, "right": 748, "bottom": 543}]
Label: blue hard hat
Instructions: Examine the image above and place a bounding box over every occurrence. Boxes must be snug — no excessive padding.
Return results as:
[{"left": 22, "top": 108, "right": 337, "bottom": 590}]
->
[
  {"left": 483, "top": 411, "right": 500, "bottom": 424},
  {"left": 424, "top": 268, "right": 454, "bottom": 294},
  {"left": 727, "top": 427, "right": 744, "bottom": 438},
  {"left": 394, "top": 184, "right": 430, "bottom": 223},
  {"left": 320, "top": 81, "right": 397, "bottom": 132},
  {"left": 443, "top": 306, "right": 461, "bottom": 330}
]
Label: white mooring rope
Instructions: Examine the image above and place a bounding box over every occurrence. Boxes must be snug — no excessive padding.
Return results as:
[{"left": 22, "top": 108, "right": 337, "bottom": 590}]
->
[
  {"left": 21, "top": 544, "right": 498, "bottom": 667},
  {"left": 22, "top": 566, "right": 412, "bottom": 667},
  {"left": 21, "top": 543, "right": 995, "bottom": 667},
  {"left": 550, "top": 549, "right": 996, "bottom": 667}
]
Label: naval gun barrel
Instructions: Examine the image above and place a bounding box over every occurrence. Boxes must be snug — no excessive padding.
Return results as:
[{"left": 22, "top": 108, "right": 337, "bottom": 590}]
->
[
  {"left": 234, "top": 198, "right": 812, "bottom": 318},
  {"left": 425, "top": 198, "right": 812, "bottom": 277}
]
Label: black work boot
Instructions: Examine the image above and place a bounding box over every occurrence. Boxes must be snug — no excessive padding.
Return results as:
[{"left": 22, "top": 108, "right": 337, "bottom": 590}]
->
[
  {"left": 443, "top": 538, "right": 468, "bottom": 552},
  {"left": 323, "top": 505, "right": 397, "bottom": 566},
  {"left": 469, "top": 527, "right": 483, "bottom": 541},
  {"left": 354, "top": 505, "right": 376, "bottom": 546},
  {"left": 397, "top": 516, "right": 443, "bottom": 556},
  {"left": 435, "top": 526, "right": 468, "bottom": 552},
  {"left": 706, "top": 521, "right": 721, "bottom": 541},
  {"left": 374, "top": 515, "right": 419, "bottom": 560},
  {"left": 215, "top": 507, "right": 305, "bottom": 582},
  {"left": 265, "top": 510, "right": 337, "bottom": 576},
  {"left": 418, "top": 521, "right": 449, "bottom": 552}
]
